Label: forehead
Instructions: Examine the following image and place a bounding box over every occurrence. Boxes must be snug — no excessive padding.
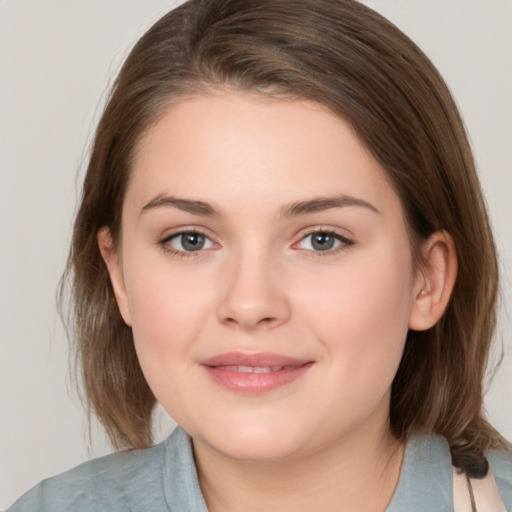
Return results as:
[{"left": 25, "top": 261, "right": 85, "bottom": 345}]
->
[{"left": 127, "top": 92, "right": 402, "bottom": 219}]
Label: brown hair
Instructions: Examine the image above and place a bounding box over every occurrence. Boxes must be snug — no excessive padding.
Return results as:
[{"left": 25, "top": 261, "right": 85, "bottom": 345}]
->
[{"left": 62, "top": 0, "right": 507, "bottom": 476}]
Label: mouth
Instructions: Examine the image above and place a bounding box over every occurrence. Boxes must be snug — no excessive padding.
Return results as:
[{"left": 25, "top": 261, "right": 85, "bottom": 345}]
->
[
  {"left": 201, "top": 352, "right": 314, "bottom": 394},
  {"left": 212, "top": 365, "right": 302, "bottom": 373}
]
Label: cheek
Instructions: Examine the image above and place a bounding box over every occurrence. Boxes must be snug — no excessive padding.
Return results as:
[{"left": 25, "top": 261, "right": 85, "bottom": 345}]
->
[
  {"left": 123, "top": 266, "right": 210, "bottom": 411},
  {"left": 306, "top": 245, "right": 415, "bottom": 383},
  {"left": 121, "top": 259, "right": 212, "bottom": 389}
]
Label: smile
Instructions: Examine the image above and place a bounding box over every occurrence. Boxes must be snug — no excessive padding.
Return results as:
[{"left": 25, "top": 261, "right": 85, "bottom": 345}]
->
[
  {"left": 201, "top": 352, "right": 314, "bottom": 394},
  {"left": 213, "top": 365, "right": 299, "bottom": 373}
]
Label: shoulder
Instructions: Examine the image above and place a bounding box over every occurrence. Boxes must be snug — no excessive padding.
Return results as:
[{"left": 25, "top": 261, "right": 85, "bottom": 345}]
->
[
  {"left": 387, "top": 433, "right": 454, "bottom": 511},
  {"left": 6, "top": 427, "right": 199, "bottom": 512},
  {"left": 488, "top": 446, "right": 512, "bottom": 509},
  {"left": 389, "top": 433, "right": 512, "bottom": 511}
]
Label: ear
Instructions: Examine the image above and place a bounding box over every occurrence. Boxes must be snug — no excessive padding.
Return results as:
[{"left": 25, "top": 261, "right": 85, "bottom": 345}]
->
[
  {"left": 408, "top": 231, "right": 457, "bottom": 331},
  {"left": 97, "top": 227, "right": 132, "bottom": 326}
]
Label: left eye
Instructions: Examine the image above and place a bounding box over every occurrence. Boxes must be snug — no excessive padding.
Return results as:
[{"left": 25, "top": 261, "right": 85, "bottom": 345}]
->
[
  {"left": 297, "top": 231, "right": 351, "bottom": 252},
  {"left": 167, "top": 231, "right": 215, "bottom": 252}
]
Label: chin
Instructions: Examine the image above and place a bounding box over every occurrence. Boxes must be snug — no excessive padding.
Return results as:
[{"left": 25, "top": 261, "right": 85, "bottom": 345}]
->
[{"left": 190, "top": 414, "right": 314, "bottom": 462}]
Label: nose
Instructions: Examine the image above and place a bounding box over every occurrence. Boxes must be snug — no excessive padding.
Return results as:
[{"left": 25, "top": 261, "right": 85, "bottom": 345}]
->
[{"left": 216, "top": 249, "right": 291, "bottom": 331}]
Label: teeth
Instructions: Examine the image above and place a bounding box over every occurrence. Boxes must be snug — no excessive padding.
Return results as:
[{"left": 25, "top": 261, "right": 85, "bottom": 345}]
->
[
  {"left": 239, "top": 366, "right": 273, "bottom": 373},
  {"left": 213, "top": 365, "right": 291, "bottom": 373},
  {"left": 253, "top": 367, "right": 272, "bottom": 373}
]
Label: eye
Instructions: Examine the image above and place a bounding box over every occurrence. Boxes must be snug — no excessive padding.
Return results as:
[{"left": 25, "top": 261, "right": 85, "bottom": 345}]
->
[
  {"left": 296, "top": 230, "right": 353, "bottom": 252},
  {"left": 163, "top": 231, "right": 216, "bottom": 253}
]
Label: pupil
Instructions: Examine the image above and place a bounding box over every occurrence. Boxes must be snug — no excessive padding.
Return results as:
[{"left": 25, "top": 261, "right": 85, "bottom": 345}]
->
[
  {"left": 182, "top": 233, "right": 205, "bottom": 251},
  {"left": 312, "top": 232, "right": 334, "bottom": 251}
]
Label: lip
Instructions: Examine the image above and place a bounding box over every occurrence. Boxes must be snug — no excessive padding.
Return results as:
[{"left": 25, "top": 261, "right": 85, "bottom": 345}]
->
[{"left": 201, "top": 352, "right": 314, "bottom": 394}]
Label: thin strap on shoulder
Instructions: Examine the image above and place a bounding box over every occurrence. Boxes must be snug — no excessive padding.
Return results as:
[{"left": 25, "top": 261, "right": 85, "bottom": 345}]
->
[
  {"left": 465, "top": 473, "right": 478, "bottom": 512},
  {"left": 453, "top": 464, "right": 506, "bottom": 512}
]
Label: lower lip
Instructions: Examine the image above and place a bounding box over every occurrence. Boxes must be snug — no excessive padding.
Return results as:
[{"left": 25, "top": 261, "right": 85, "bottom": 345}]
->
[{"left": 202, "top": 363, "right": 314, "bottom": 394}]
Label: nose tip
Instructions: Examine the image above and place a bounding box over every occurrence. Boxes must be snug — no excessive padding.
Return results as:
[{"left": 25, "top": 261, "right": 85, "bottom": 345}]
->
[{"left": 216, "top": 256, "right": 291, "bottom": 331}]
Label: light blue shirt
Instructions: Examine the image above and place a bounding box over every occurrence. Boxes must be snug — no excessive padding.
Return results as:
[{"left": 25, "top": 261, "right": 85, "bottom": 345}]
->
[{"left": 8, "top": 427, "right": 512, "bottom": 511}]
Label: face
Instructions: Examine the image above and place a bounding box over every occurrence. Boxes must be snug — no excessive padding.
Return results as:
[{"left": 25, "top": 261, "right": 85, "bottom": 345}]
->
[{"left": 103, "top": 92, "right": 426, "bottom": 462}]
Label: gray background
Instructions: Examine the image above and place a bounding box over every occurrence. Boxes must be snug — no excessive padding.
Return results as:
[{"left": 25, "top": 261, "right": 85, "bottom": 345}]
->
[{"left": 1, "top": 1, "right": 511, "bottom": 508}]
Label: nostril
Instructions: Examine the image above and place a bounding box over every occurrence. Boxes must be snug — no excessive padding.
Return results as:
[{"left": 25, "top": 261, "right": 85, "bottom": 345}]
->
[
  {"left": 222, "top": 315, "right": 278, "bottom": 329},
  {"left": 258, "top": 317, "right": 276, "bottom": 325}
]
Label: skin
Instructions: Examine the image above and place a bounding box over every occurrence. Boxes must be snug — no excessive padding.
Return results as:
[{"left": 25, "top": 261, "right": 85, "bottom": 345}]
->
[{"left": 99, "top": 92, "right": 456, "bottom": 512}]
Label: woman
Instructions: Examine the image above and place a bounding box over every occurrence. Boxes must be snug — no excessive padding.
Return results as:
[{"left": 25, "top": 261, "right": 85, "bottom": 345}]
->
[{"left": 8, "top": 0, "right": 511, "bottom": 510}]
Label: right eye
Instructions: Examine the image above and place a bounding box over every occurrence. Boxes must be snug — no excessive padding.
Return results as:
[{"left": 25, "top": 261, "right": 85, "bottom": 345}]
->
[{"left": 161, "top": 230, "right": 216, "bottom": 254}]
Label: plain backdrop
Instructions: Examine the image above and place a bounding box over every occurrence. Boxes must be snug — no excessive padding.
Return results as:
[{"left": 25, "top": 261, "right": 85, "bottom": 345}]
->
[{"left": 1, "top": 1, "right": 511, "bottom": 509}]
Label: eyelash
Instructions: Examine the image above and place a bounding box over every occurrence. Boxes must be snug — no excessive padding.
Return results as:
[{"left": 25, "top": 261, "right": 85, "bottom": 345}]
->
[
  {"left": 158, "top": 229, "right": 216, "bottom": 259},
  {"left": 157, "top": 228, "right": 354, "bottom": 259},
  {"left": 295, "top": 229, "right": 354, "bottom": 257}
]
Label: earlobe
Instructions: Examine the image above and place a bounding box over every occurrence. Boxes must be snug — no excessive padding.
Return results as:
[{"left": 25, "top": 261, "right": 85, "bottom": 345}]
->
[
  {"left": 97, "top": 227, "right": 132, "bottom": 326},
  {"left": 408, "top": 231, "right": 458, "bottom": 331}
]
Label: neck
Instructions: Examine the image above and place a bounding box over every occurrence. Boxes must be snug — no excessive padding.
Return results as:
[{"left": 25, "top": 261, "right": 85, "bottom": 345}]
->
[{"left": 193, "top": 422, "right": 405, "bottom": 512}]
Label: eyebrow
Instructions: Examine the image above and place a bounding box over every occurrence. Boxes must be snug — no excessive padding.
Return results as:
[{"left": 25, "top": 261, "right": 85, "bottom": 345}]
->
[
  {"left": 140, "top": 193, "right": 379, "bottom": 218},
  {"left": 280, "top": 195, "right": 380, "bottom": 217},
  {"left": 140, "top": 195, "right": 220, "bottom": 217}
]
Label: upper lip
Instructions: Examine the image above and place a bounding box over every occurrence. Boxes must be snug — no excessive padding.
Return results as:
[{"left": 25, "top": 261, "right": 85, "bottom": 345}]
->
[{"left": 201, "top": 352, "right": 312, "bottom": 368}]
